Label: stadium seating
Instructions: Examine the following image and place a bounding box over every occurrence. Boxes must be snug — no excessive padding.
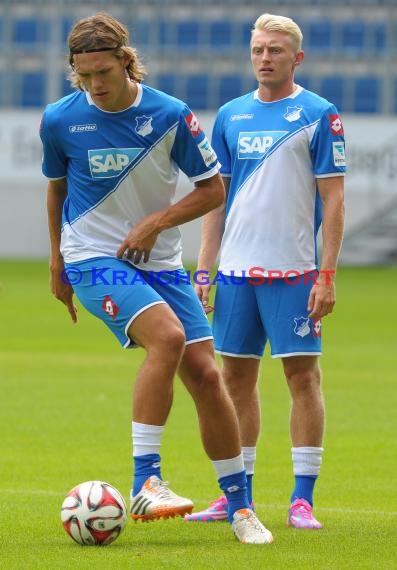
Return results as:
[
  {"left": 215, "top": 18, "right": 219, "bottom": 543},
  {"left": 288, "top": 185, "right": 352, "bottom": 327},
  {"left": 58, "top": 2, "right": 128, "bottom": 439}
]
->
[
  {"left": 319, "top": 76, "right": 346, "bottom": 112},
  {"left": 12, "top": 17, "right": 49, "bottom": 48},
  {"left": 305, "top": 19, "right": 333, "bottom": 54},
  {"left": 17, "top": 72, "right": 46, "bottom": 107},
  {"left": 209, "top": 20, "right": 233, "bottom": 52},
  {"left": 176, "top": 21, "right": 201, "bottom": 52},
  {"left": 156, "top": 73, "right": 177, "bottom": 97},
  {"left": 185, "top": 74, "right": 209, "bottom": 110},
  {"left": 0, "top": 4, "right": 392, "bottom": 113},
  {"left": 218, "top": 75, "right": 244, "bottom": 106},
  {"left": 341, "top": 20, "right": 366, "bottom": 56},
  {"left": 353, "top": 76, "right": 381, "bottom": 113}
]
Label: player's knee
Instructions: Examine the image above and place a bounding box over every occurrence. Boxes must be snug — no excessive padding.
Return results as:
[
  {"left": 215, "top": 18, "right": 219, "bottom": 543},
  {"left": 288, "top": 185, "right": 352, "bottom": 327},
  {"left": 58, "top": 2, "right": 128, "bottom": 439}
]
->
[
  {"left": 286, "top": 367, "right": 321, "bottom": 395},
  {"left": 196, "top": 364, "right": 223, "bottom": 397}
]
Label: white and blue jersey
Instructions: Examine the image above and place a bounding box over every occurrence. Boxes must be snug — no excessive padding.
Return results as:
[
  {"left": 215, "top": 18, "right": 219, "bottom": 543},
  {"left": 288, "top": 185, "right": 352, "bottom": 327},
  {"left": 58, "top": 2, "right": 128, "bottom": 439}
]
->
[
  {"left": 40, "top": 82, "right": 219, "bottom": 271},
  {"left": 212, "top": 85, "right": 346, "bottom": 276}
]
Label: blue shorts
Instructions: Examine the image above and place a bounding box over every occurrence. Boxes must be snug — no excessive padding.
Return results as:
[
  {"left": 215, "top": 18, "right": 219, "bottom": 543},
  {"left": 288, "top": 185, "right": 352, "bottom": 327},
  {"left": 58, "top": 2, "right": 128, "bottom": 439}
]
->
[
  {"left": 212, "top": 274, "right": 322, "bottom": 359},
  {"left": 64, "top": 257, "right": 212, "bottom": 348}
]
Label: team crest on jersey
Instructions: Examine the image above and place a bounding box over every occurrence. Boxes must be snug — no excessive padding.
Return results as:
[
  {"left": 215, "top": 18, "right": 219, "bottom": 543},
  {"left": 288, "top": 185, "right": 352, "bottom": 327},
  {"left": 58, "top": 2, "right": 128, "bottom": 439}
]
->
[
  {"left": 283, "top": 106, "right": 303, "bottom": 122},
  {"left": 185, "top": 112, "right": 202, "bottom": 138},
  {"left": 88, "top": 148, "right": 144, "bottom": 178},
  {"left": 329, "top": 114, "right": 344, "bottom": 135},
  {"left": 293, "top": 317, "right": 311, "bottom": 338},
  {"left": 102, "top": 295, "right": 119, "bottom": 320},
  {"left": 332, "top": 142, "right": 346, "bottom": 167},
  {"left": 238, "top": 131, "right": 287, "bottom": 159},
  {"left": 135, "top": 115, "right": 153, "bottom": 136}
]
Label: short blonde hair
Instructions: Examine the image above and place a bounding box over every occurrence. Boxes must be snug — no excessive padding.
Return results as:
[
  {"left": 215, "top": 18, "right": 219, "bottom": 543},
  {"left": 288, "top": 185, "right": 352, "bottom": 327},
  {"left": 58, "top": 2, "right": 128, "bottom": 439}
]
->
[
  {"left": 252, "top": 13, "right": 303, "bottom": 52},
  {"left": 67, "top": 12, "right": 146, "bottom": 91}
]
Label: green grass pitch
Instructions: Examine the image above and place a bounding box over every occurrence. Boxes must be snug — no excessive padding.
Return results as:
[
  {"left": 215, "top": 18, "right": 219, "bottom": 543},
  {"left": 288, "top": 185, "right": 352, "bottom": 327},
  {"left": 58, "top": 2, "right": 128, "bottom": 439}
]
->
[{"left": 0, "top": 260, "right": 396, "bottom": 569}]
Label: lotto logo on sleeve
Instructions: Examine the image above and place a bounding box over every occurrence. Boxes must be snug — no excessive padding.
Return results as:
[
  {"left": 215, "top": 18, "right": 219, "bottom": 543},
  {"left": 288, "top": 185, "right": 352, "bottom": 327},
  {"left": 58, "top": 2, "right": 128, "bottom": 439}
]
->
[
  {"left": 185, "top": 112, "right": 202, "bottom": 137},
  {"left": 329, "top": 114, "right": 344, "bottom": 135}
]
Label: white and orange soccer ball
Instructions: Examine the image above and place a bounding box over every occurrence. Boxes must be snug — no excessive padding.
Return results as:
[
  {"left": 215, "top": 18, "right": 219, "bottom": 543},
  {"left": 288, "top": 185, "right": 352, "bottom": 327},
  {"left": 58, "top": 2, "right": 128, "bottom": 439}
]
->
[{"left": 61, "top": 481, "right": 128, "bottom": 546}]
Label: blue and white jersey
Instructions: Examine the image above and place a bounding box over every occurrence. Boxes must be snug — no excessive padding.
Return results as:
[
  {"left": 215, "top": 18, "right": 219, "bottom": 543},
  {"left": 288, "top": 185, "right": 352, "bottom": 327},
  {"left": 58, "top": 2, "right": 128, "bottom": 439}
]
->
[
  {"left": 40, "top": 83, "right": 219, "bottom": 270},
  {"left": 212, "top": 85, "right": 346, "bottom": 276}
]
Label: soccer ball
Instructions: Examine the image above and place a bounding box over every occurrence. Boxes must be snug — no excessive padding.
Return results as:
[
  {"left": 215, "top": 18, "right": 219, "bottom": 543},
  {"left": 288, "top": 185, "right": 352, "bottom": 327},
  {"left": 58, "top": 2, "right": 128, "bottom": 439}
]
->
[{"left": 61, "top": 480, "right": 128, "bottom": 546}]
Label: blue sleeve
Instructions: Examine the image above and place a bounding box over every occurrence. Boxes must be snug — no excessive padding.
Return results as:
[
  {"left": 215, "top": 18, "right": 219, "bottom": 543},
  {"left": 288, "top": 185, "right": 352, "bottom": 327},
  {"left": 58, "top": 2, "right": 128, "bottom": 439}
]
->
[
  {"left": 310, "top": 105, "right": 346, "bottom": 176},
  {"left": 171, "top": 105, "right": 219, "bottom": 179},
  {"left": 211, "top": 109, "right": 231, "bottom": 176},
  {"left": 40, "top": 107, "right": 67, "bottom": 179}
]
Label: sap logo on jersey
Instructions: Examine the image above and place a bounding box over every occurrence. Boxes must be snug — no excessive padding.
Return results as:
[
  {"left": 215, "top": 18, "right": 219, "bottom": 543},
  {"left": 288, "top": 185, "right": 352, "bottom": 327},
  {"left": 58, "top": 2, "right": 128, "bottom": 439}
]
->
[
  {"left": 238, "top": 131, "right": 287, "bottom": 159},
  {"left": 89, "top": 148, "right": 144, "bottom": 178}
]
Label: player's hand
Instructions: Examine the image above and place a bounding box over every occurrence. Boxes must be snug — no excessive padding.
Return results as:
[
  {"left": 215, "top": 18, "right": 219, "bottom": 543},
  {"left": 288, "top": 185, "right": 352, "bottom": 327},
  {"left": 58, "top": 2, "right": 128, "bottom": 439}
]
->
[
  {"left": 195, "top": 283, "right": 214, "bottom": 314},
  {"left": 50, "top": 258, "right": 78, "bottom": 323},
  {"left": 116, "top": 216, "right": 159, "bottom": 264},
  {"left": 307, "top": 272, "right": 336, "bottom": 319}
]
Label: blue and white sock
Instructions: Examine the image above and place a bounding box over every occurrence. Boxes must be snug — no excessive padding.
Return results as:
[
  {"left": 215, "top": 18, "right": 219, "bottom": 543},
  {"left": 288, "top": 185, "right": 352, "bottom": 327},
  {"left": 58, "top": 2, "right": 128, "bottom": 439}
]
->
[
  {"left": 212, "top": 454, "right": 250, "bottom": 523},
  {"left": 132, "top": 422, "right": 164, "bottom": 495},
  {"left": 291, "top": 446, "right": 324, "bottom": 506},
  {"left": 242, "top": 446, "right": 256, "bottom": 506}
]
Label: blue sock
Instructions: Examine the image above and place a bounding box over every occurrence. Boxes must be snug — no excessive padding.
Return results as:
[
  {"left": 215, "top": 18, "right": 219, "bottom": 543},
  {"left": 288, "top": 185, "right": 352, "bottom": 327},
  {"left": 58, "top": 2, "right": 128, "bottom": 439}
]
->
[
  {"left": 246, "top": 474, "right": 253, "bottom": 506},
  {"left": 133, "top": 453, "right": 161, "bottom": 496},
  {"left": 291, "top": 475, "right": 317, "bottom": 506},
  {"left": 219, "top": 470, "right": 250, "bottom": 523}
]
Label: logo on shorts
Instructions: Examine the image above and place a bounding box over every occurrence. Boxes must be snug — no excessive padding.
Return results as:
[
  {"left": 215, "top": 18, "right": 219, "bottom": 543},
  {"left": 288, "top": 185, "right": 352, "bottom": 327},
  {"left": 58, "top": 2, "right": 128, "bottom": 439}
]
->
[
  {"left": 102, "top": 295, "right": 119, "bottom": 320},
  {"left": 293, "top": 317, "right": 311, "bottom": 338},
  {"left": 312, "top": 319, "right": 322, "bottom": 337}
]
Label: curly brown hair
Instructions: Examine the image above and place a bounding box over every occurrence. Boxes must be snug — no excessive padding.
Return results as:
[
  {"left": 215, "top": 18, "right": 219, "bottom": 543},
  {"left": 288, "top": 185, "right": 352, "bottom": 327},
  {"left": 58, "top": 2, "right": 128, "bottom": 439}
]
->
[{"left": 67, "top": 12, "right": 147, "bottom": 91}]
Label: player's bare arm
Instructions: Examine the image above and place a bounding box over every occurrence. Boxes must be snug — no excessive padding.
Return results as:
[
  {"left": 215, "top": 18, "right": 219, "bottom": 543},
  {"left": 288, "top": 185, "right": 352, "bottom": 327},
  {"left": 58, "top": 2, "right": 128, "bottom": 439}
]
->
[
  {"left": 308, "top": 176, "right": 345, "bottom": 319},
  {"left": 116, "top": 173, "right": 225, "bottom": 264},
  {"left": 47, "top": 178, "right": 78, "bottom": 323},
  {"left": 195, "top": 176, "right": 229, "bottom": 312}
]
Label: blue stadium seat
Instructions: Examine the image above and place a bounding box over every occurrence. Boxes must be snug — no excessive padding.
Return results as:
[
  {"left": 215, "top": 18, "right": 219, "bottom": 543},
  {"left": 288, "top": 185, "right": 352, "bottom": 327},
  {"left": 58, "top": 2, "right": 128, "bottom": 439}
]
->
[
  {"left": 61, "top": 75, "right": 74, "bottom": 98},
  {"left": 319, "top": 76, "right": 345, "bottom": 111},
  {"left": 218, "top": 75, "right": 243, "bottom": 106},
  {"left": 394, "top": 78, "right": 397, "bottom": 114},
  {"left": 12, "top": 17, "right": 49, "bottom": 46},
  {"left": 295, "top": 74, "right": 311, "bottom": 91},
  {"left": 18, "top": 72, "right": 46, "bottom": 107},
  {"left": 370, "top": 21, "right": 387, "bottom": 54},
  {"left": 159, "top": 20, "right": 174, "bottom": 50},
  {"left": 240, "top": 20, "right": 254, "bottom": 47},
  {"left": 209, "top": 21, "right": 233, "bottom": 52},
  {"left": 185, "top": 74, "right": 209, "bottom": 110},
  {"left": 176, "top": 21, "right": 200, "bottom": 51},
  {"left": 130, "top": 19, "right": 152, "bottom": 47},
  {"left": 306, "top": 20, "right": 333, "bottom": 53},
  {"left": 62, "top": 17, "right": 75, "bottom": 44},
  {"left": 157, "top": 73, "right": 177, "bottom": 97},
  {"left": 341, "top": 20, "right": 366, "bottom": 56},
  {"left": 353, "top": 76, "right": 381, "bottom": 113}
]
